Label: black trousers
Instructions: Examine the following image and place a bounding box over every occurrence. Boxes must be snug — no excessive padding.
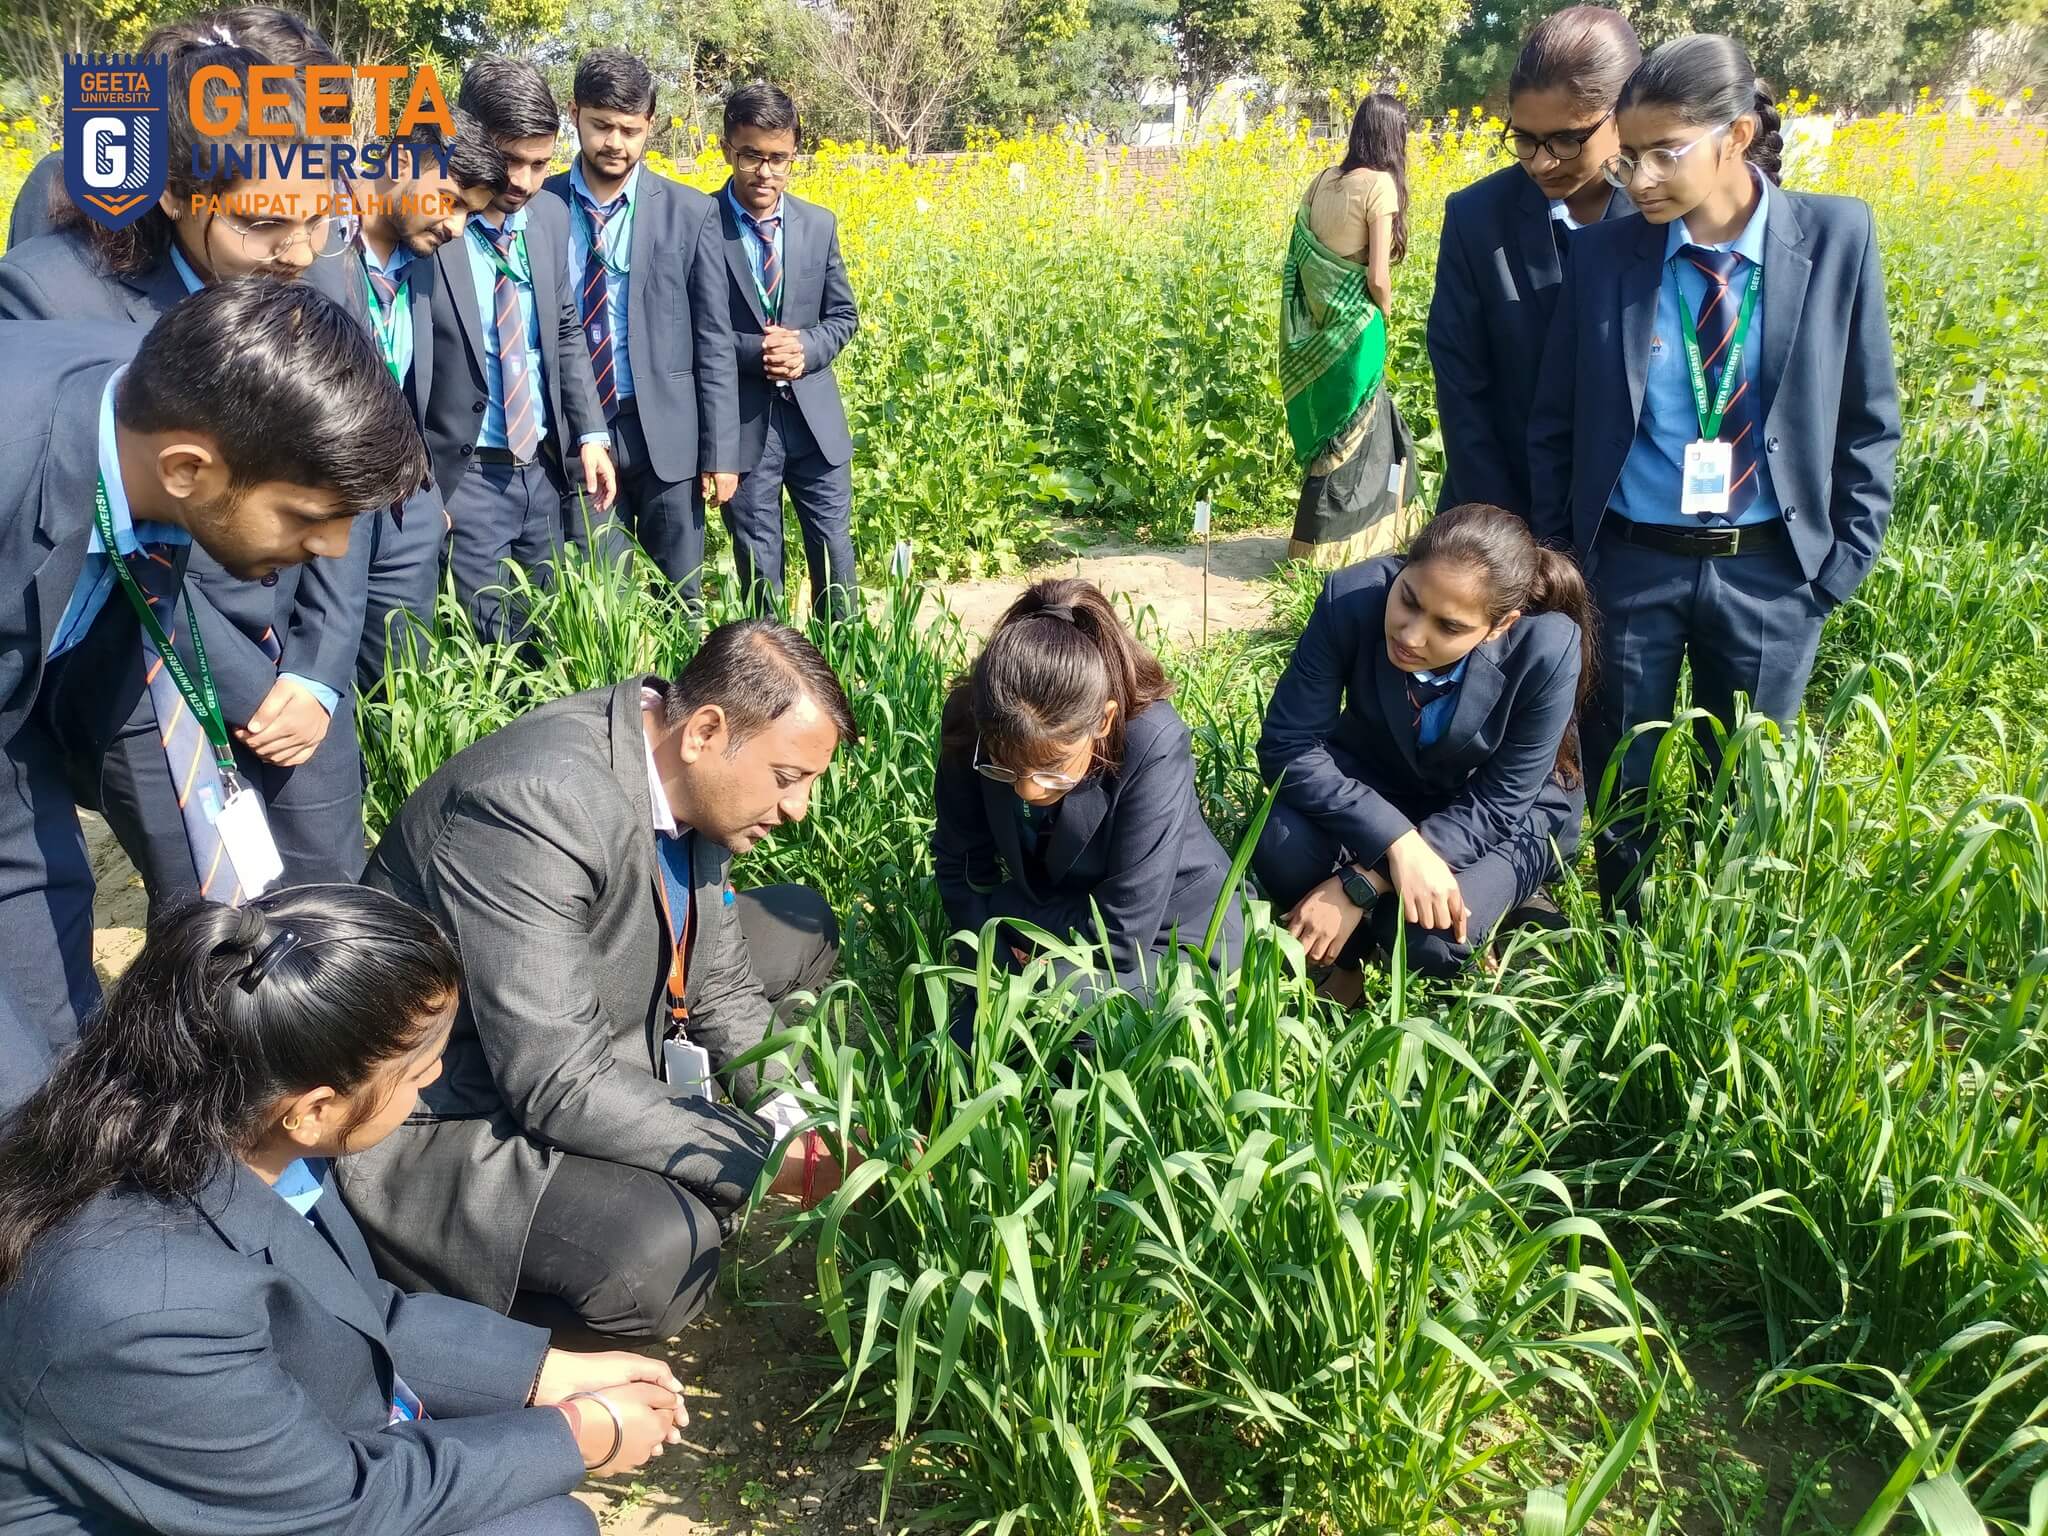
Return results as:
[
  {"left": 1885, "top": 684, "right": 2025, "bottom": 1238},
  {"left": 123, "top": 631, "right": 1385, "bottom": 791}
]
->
[
  {"left": 445, "top": 456, "right": 571, "bottom": 644},
  {"left": 509, "top": 884, "right": 839, "bottom": 1344},
  {"left": 457, "top": 1497, "right": 598, "bottom": 1536},
  {"left": 576, "top": 405, "right": 707, "bottom": 603},
  {"left": 357, "top": 488, "right": 445, "bottom": 696},
  {"left": 1581, "top": 524, "right": 1829, "bottom": 909},
  {"left": 723, "top": 395, "right": 857, "bottom": 623}
]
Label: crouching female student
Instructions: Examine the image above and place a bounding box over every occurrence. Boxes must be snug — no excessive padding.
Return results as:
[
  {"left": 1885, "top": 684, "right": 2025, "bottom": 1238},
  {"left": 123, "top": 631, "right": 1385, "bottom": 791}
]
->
[
  {"left": 0, "top": 886, "right": 685, "bottom": 1536},
  {"left": 933, "top": 579, "right": 1242, "bottom": 1013},
  {"left": 1254, "top": 502, "right": 1594, "bottom": 978}
]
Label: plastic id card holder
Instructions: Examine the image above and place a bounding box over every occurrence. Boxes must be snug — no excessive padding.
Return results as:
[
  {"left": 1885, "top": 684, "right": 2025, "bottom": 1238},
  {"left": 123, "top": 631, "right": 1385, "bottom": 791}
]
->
[
  {"left": 663, "top": 1036, "right": 716, "bottom": 1102},
  {"left": 210, "top": 787, "right": 284, "bottom": 898},
  {"left": 1680, "top": 439, "right": 1734, "bottom": 519}
]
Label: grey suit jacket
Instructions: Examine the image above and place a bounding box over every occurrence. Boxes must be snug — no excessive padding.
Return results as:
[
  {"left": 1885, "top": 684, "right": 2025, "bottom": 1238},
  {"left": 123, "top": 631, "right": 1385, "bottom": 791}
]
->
[
  {"left": 0, "top": 1159, "right": 583, "bottom": 1534},
  {"left": 715, "top": 183, "right": 859, "bottom": 469},
  {"left": 421, "top": 192, "right": 608, "bottom": 496},
  {"left": 341, "top": 679, "right": 777, "bottom": 1311},
  {"left": 1528, "top": 190, "right": 1901, "bottom": 604},
  {"left": 0, "top": 230, "right": 377, "bottom": 706},
  {"left": 543, "top": 166, "right": 740, "bottom": 483},
  {"left": 933, "top": 700, "right": 1242, "bottom": 983}
]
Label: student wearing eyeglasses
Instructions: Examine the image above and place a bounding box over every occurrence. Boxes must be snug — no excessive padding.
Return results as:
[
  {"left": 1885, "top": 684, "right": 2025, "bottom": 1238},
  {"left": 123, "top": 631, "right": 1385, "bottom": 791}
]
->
[
  {"left": 1528, "top": 34, "right": 1899, "bottom": 914},
  {"left": 0, "top": 45, "right": 387, "bottom": 905},
  {"left": 932, "top": 580, "right": 1241, "bottom": 1014},
  {"left": 1425, "top": 6, "right": 1640, "bottom": 520}
]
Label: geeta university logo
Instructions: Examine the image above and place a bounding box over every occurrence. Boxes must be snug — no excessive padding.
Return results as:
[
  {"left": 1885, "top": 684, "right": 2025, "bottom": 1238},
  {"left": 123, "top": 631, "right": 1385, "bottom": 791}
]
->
[{"left": 64, "top": 54, "right": 171, "bottom": 229}]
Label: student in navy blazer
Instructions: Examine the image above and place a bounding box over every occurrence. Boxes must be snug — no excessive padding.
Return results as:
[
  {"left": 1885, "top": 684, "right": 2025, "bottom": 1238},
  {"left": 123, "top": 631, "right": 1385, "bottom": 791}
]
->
[
  {"left": 545, "top": 51, "right": 741, "bottom": 602},
  {"left": 1255, "top": 505, "right": 1595, "bottom": 977},
  {"left": 0, "top": 47, "right": 383, "bottom": 897},
  {"left": 1426, "top": 6, "right": 1640, "bottom": 517},
  {"left": 0, "top": 887, "right": 688, "bottom": 1536},
  {"left": 1528, "top": 35, "right": 1899, "bottom": 908},
  {"left": 934, "top": 580, "right": 1243, "bottom": 1011}
]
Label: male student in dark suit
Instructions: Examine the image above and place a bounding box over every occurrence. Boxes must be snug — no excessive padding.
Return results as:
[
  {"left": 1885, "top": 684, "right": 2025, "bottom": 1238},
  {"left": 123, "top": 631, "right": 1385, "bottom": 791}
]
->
[
  {"left": 338, "top": 622, "right": 858, "bottom": 1342},
  {"left": 545, "top": 49, "right": 740, "bottom": 602},
  {"left": 714, "top": 84, "right": 861, "bottom": 622},
  {"left": 0, "top": 46, "right": 386, "bottom": 903},
  {"left": 0, "top": 284, "right": 423, "bottom": 1067},
  {"left": 348, "top": 113, "right": 509, "bottom": 692},
  {"left": 1427, "top": 6, "right": 1640, "bottom": 518},
  {"left": 425, "top": 57, "right": 617, "bottom": 643},
  {"left": 1528, "top": 35, "right": 1899, "bottom": 911}
]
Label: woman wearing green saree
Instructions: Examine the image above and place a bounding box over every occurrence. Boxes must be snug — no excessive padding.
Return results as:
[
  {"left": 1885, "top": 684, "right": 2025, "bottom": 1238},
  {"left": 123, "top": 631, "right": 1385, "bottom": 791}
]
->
[{"left": 1281, "top": 93, "right": 1420, "bottom": 568}]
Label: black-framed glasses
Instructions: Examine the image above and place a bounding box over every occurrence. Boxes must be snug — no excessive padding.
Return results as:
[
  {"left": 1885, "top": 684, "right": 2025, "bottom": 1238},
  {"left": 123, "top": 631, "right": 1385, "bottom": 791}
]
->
[
  {"left": 972, "top": 737, "right": 1088, "bottom": 794},
  {"left": 731, "top": 147, "right": 799, "bottom": 174},
  {"left": 1600, "top": 122, "right": 1731, "bottom": 189},
  {"left": 1500, "top": 108, "right": 1614, "bottom": 163}
]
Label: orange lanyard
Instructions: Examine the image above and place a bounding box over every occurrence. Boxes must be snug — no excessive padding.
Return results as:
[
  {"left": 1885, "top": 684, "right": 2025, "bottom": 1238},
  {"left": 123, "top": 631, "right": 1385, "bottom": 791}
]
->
[{"left": 654, "top": 850, "right": 695, "bottom": 1031}]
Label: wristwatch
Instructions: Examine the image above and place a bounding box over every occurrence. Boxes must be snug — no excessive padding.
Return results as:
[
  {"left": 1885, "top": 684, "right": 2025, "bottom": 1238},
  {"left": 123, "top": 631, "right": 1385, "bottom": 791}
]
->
[{"left": 1339, "top": 867, "right": 1378, "bottom": 912}]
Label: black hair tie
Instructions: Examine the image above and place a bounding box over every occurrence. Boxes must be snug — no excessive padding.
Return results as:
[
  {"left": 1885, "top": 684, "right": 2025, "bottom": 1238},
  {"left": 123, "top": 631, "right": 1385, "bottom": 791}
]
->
[
  {"left": 1038, "top": 602, "right": 1078, "bottom": 625},
  {"left": 239, "top": 929, "right": 306, "bottom": 993}
]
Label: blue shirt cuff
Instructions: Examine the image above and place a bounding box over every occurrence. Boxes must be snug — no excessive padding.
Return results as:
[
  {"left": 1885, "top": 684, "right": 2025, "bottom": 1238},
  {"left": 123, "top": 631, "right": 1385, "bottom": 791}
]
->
[
  {"left": 281, "top": 673, "right": 339, "bottom": 716},
  {"left": 578, "top": 433, "right": 612, "bottom": 449}
]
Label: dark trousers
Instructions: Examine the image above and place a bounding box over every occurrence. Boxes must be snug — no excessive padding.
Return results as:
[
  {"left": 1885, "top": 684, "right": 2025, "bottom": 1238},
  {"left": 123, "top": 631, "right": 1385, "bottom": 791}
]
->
[
  {"left": 0, "top": 719, "right": 95, "bottom": 1061},
  {"left": 508, "top": 884, "right": 839, "bottom": 1343},
  {"left": 1252, "top": 788, "right": 1577, "bottom": 978},
  {"left": 1582, "top": 525, "right": 1829, "bottom": 907},
  {"left": 724, "top": 396, "right": 857, "bottom": 623},
  {"left": 457, "top": 1497, "right": 598, "bottom": 1536},
  {"left": 578, "top": 405, "right": 707, "bottom": 601},
  {"left": 445, "top": 456, "right": 570, "bottom": 644},
  {"left": 357, "top": 488, "right": 445, "bottom": 696}
]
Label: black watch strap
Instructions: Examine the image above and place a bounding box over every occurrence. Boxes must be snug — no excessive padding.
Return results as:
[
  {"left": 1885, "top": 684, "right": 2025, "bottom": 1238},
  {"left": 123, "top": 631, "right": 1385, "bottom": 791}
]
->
[{"left": 1340, "top": 869, "right": 1376, "bottom": 911}]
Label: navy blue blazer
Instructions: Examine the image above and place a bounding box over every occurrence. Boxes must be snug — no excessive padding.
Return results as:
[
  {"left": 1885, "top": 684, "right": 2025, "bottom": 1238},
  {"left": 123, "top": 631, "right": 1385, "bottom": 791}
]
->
[
  {"left": 1257, "top": 556, "right": 1583, "bottom": 872},
  {"left": 714, "top": 184, "right": 859, "bottom": 470},
  {"left": 0, "top": 230, "right": 377, "bottom": 708},
  {"left": 933, "top": 700, "right": 1242, "bottom": 982},
  {"left": 0, "top": 985, "right": 49, "bottom": 1116},
  {"left": 543, "top": 166, "right": 740, "bottom": 484},
  {"left": 1527, "top": 191, "right": 1901, "bottom": 605},
  {"left": 0, "top": 1159, "right": 585, "bottom": 1534},
  {"left": 1426, "top": 168, "right": 1632, "bottom": 517},
  {"left": 422, "top": 191, "right": 609, "bottom": 497}
]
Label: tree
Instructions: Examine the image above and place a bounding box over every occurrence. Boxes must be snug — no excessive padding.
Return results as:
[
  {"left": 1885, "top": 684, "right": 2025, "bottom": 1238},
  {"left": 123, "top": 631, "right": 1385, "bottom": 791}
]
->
[
  {"left": 1172, "top": 0, "right": 1298, "bottom": 108},
  {"left": 1292, "top": 0, "right": 1469, "bottom": 102},
  {"left": 802, "top": 0, "right": 1010, "bottom": 150},
  {"left": 966, "top": 0, "right": 1175, "bottom": 137}
]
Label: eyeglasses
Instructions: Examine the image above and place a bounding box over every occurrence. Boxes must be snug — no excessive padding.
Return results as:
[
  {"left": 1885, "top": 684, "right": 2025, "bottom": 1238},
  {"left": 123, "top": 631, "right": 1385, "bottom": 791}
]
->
[
  {"left": 1500, "top": 108, "right": 1614, "bottom": 163},
  {"left": 218, "top": 197, "right": 356, "bottom": 262},
  {"left": 731, "top": 147, "right": 799, "bottom": 174},
  {"left": 1601, "top": 122, "right": 1731, "bottom": 189},
  {"left": 972, "top": 737, "right": 1089, "bottom": 794}
]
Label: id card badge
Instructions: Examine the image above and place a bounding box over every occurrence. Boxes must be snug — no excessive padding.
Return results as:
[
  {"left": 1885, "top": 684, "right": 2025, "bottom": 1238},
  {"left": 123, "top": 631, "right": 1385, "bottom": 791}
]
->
[
  {"left": 663, "top": 1036, "right": 715, "bottom": 1102},
  {"left": 1681, "top": 439, "right": 1734, "bottom": 519},
  {"left": 210, "top": 787, "right": 283, "bottom": 898}
]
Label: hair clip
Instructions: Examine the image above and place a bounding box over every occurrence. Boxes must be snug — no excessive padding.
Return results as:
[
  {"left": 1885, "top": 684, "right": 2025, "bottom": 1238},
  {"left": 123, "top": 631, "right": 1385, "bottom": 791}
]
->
[
  {"left": 239, "top": 929, "right": 306, "bottom": 993},
  {"left": 1038, "top": 602, "right": 1078, "bottom": 624}
]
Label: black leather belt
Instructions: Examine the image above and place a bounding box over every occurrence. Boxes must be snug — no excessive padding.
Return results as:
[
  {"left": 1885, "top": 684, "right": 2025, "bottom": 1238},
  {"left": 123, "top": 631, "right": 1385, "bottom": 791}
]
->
[
  {"left": 1604, "top": 516, "right": 1789, "bottom": 557},
  {"left": 473, "top": 446, "right": 530, "bottom": 466}
]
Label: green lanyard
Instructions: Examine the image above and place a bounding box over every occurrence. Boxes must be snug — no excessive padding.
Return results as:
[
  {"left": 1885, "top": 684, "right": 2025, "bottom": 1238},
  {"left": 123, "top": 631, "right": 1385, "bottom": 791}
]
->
[
  {"left": 577, "top": 192, "right": 633, "bottom": 277},
  {"left": 92, "top": 475, "right": 239, "bottom": 788},
  {"left": 361, "top": 265, "right": 410, "bottom": 384},
  {"left": 1674, "top": 261, "right": 1762, "bottom": 441},
  {"left": 470, "top": 221, "right": 530, "bottom": 285}
]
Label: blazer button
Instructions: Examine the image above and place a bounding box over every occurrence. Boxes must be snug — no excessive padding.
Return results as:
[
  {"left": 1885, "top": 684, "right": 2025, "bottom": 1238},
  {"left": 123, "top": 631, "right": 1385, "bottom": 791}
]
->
[
  {"left": 472, "top": 401, "right": 485, "bottom": 413},
  {"left": 1765, "top": 435, "right": 1780, "bottom": 453},
  {"left": 1783, "top": 505, "right": 1797, "bottom": 521},
  {"left": 460, "top": 444, "right": 473, "bottom": 457}
]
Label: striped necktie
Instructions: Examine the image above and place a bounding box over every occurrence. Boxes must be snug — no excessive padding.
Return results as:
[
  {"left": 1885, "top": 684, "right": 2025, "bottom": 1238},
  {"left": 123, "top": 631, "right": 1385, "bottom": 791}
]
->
[
  {"left": 1406, "top": 672, "right": 1460, "bottom": 735},
  {"left": 127, "top": 543, "right": 281, "bottom": 903},
  {"left": 576, "top": 191, "right": 626, "bottom": 421},
  {"left": 482, "top": 222, "right": 542, "bottom": 463},
  {"left": 1679, "top": 243, "right": 1760, "bottom": 520},
  {"left": 746, "top": 208, "right": 782, "bottom": 320}
]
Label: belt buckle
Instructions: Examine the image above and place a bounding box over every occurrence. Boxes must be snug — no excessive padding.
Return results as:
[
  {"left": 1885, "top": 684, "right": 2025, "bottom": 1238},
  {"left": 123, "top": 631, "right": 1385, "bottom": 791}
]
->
[{"left": 1703, "top": 526, "right": 1740, "bottom": 556}]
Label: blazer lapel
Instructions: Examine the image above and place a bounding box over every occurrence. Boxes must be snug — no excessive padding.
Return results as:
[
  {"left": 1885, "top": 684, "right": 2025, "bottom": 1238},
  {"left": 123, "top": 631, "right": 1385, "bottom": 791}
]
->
[
  {"left": 1372, "top": 648, "right": 1425, "bottom": 777},
  {"left": 1517, "top": 173, "right": 1563, "bottom": 297},
  {"left": 982, "top": 776, "right": 1031, "bottom": 893},
  {"left": 1620, "top": 218, "right": 1664, "bottom": 424},
  {"left": 1042, "top": 777, "right": 1108, "bottom": 887},
  {"left": 120, "top": 259, "right": 188, "bottom": 319},
  {"left": 1419, "top": 645, "right": 1506, "bottom": 767},
  {"left": 528, "top": 213, "right": 561, "bottom": 400},
  {"left": 1602, "top": 185, "right": 1635, "bottom": 222},
  {"left": 194, "top": 1160, "right": 391, "bottom": 1351},
  {"left": 438, "top": 229, "right": 488, "bottom": 385},
  {"left": 1757, "top": 190, "right": 1811, "bottom": 434},
  {"left": 407, "top": 257, "right": 435, "bottom": 411},
  {"left": 627, "top": 171, "right": 659, "bottom": 369},
  {"left": 28, "top": 364, "right": 114, "bottom": 669},
  {"left": 719, "top": 187, "right": 768, "bottom": 327}
]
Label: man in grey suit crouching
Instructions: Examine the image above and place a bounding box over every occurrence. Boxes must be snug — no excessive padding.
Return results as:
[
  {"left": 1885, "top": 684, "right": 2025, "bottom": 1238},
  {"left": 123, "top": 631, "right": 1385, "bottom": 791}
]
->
[{"left": 338, "top": 620, "right": 859, "bottom": 1342}]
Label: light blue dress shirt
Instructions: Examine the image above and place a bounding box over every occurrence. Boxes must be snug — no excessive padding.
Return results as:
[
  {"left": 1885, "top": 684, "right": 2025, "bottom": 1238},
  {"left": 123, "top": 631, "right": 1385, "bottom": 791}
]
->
[
  {"left": 166, "top": 251, "right": 339, "bottom": 713},
  {"left": 361, "top": 242, "right": 415, "bottom": 387},
  {"left": 725, "top": 184, "right": 784, "bottom": 316},
  {"left": 50, "top": 369, "right": 192, "bottom": 660},
  {"left": 272, "top": 1156, "right": 326, "bottom": 1217},
  {"left": 1613, "top": 171, "right": 1779, "bottom": 527},
  {"left": 567, "top": 160, "right": 637, "bottom": 402},
  {"left": 1410, "top": 654, "right": 1470, "bottom": 751}
]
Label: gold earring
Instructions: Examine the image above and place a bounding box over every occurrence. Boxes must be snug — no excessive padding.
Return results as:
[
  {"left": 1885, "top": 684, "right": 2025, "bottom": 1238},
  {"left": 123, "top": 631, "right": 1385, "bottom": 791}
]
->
[{"left": 282, "top": 1114, "right": 303, "bottom": 1132}]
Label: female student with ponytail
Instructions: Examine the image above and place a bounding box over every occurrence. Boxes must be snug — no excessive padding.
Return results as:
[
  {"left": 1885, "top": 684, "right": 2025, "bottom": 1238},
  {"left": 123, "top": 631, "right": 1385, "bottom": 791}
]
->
[
  {"left": 1254, "top": 503, "right": 1594, "bottom": 979},
  {"left": 1427, "top": 5, "right": 1641, "bottom": 517},
  {"left": 0, "top": 887, "right": 687, "bottom": 1536},
  {"left": 1527, "top": 34, "right": 1900, "bottom": 910},
  {"left": 933, "top": 579, "right": 1242, "bottom": 1002}
]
